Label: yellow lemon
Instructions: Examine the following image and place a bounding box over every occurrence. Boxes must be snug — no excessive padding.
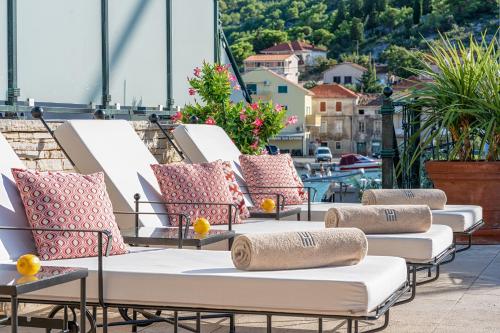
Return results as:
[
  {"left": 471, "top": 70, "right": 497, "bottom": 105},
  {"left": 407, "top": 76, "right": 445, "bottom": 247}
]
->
[
  {"left": 193, "top": 217, "right": 211, "bottom": 235},
  {"left": 16, "top": 254, "right": 41, "bottom": 276},
  {"left": 261, "top": 198, "right": 276, "bottom": 213}
]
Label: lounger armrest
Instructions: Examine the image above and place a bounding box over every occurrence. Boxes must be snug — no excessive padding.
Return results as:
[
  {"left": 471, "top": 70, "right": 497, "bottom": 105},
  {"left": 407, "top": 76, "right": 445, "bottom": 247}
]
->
[
  {"left": 132, "top": 195, "right": 237, "bottom": 231},
  {"left": 0, "top": 226, "right": 113, "bottom": 256},
  {"left": 114, "top": 211, "right": 192, "bottom": 244}
]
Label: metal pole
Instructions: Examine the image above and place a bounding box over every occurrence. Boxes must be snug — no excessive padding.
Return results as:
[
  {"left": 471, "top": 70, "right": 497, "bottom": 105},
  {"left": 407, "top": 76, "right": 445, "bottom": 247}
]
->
[
  {"left": 213, "top": 0, "right": 220, "bottom": 63},
  {"left": 166, "top": 0, "right": 174, "bottom": 112},
  {"left": 100, "top": 0, "right": 111, "bottom": 108},
  {"left": 7, "top": 0, "right": 19, "bottom": 105},
  {"left": 410, "top": 105, "right": 421, "bottom": 188},
  {"left": 380, "top": 86, "right": 395, "bottom": 189}
]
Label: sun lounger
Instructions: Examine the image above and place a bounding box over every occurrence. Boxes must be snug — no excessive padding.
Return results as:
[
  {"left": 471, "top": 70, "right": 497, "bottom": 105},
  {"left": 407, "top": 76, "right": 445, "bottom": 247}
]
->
[
  {"left": 0, "top": 132, "right": 409, "bottom": 332},
  {"left": 51, "top": 120, "right": 454, "bottom": 289},
  {"left": 172, "top": 124, "right": 483, "bottom": 246}
]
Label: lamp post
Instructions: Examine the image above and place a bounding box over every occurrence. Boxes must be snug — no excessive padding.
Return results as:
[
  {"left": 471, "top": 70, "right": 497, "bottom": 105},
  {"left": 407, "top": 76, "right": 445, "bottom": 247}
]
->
[{"left": 380, "top": 86, "right": 395, "bottom": 189}]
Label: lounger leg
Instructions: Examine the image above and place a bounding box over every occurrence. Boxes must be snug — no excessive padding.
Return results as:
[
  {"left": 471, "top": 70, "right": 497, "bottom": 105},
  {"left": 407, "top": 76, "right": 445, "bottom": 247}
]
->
[
  {"left": 196, "top": 312, "right": 201, "bottom": 333},
  {"left": 346, "top": 319, "right": 353, "bottom": 333},
  {"left": 80, "top": 278, "right": 86, "bottom": 333},
  {"left": 297, "top": 212, "right": 301, "bottom": 221},
  {"left": 229, "top": 314, "right": 236, "bottom": 333},
  {"left": 92, "top": 306, "right": 97, "bottom": 322},
  {"left": 318, "top": 318, "right": 323, "bottom": 333},
  {"left": 63, "top": 305, "right": 69, "bottom": 331},
  {"left": 354, "top": 320, "right": 359, "bottom": 333},
  {"left": 266, "top": 315, "right": 272, "bottom": 333},
  {"left": 396, "top": 266, "right": 416, "bottom": 306},
  {"left": 102, "top": 306, "right": 108, "bottom": 333},
  {"left": 173, "top": 311, "right": 178, "bottom": 333},
  {"left": 131, "top": 310, "right": 137, "bottom": 333}
]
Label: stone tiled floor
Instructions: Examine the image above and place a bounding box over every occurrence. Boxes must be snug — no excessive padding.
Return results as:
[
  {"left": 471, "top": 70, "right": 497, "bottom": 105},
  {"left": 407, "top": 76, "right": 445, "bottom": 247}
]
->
[{"left": 2, "top": 245, "right": 500, "bottom": 333}]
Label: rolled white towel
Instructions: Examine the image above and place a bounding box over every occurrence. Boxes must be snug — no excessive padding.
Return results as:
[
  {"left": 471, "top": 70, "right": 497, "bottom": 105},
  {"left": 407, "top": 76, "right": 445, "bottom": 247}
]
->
[
  {"left": 325, "top": 205, "right": 432, "bottom": 234},
  {"left": 362, "top": 189, "right": 447, "bottom": 210},
  {"left": 231, "top": 228, "right": 367, "bottom": 271}
]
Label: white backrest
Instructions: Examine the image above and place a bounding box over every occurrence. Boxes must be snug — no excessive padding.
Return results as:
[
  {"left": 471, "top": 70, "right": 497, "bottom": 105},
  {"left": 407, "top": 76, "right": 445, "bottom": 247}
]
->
[
  {"left": 173, "top": 124, "right": 253, "bottom": 206},
  {"left": 0, "top": 133, "right": 37, "bottom": 260},
  {"left": 54, "top": 120, "right": 168, "bottom": 229}
]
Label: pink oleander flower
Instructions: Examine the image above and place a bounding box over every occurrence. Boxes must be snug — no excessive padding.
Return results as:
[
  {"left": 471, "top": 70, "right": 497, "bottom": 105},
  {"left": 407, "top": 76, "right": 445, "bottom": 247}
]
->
[
  {"left": 286, "top": 115, "right": 298, "bottom": 126},
  {"left": 205, "top": 117, "right": 216, "bottom": 125},
  {"left": 224, "top": 64, "right": 231, "bottom": 70},
  {"left": 216, "top": 65, "right": 225, "bottom": 73},
  {"left": 188, "top": 88, "right": 197, "bottom": 96},
  {"left": 253, "top": 118, "right": 264, "bottom": 127},
  {"left": 233, "top": 84, "right": 241, "bottom": 91},
  {"left": 274, "top": 104, "right": 283, "bottom": 113},
  {"left": 228, "top": 73, "right": 237, "bottom": 82},
  {"left": 170, "top": 111, "right": 182, "bottom": 122},
  {"left": 250, "top": 102, "right": 259, "bottom": 110},
  {"left": 193, "top": 67, "right": 201, "bottom": 77},
  {"left": 250, "top": 140, "right": 259, "bottom": 150},
  {"left": 252, "top": 128, "right": 260, "bottom": 136},
  {"left": 239, "top": 113, "right": 247, "bottom": 121}
]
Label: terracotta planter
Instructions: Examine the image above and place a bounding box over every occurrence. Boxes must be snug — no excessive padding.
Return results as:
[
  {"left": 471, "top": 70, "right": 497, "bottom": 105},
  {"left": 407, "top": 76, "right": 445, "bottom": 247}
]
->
[{"left": 425, "top": 161, "right": 500, "bottom": 241}]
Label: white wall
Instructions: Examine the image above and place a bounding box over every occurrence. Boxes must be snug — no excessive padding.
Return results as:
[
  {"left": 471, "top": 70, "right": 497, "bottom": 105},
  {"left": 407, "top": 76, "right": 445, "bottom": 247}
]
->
[{"left": 323, "top": 63, "right": 365, "bottom": 85}]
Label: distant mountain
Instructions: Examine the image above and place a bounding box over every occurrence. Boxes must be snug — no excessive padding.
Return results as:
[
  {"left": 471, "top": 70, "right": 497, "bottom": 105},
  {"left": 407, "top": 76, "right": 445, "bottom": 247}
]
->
[{"left": 221, "top": 0, "right": 498, "bottom": 70}]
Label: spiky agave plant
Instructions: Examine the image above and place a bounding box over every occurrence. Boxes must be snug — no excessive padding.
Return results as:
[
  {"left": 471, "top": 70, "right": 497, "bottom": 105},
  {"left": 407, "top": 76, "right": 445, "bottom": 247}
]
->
[{"left": 405, "top": 31, "right": 499, "bottom": 165}]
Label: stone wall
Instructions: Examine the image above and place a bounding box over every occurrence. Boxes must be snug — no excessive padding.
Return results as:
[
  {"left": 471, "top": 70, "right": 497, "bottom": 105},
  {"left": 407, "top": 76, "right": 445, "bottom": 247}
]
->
[{"left": 0, "top": 120, "right": 182, "bottom": 171}]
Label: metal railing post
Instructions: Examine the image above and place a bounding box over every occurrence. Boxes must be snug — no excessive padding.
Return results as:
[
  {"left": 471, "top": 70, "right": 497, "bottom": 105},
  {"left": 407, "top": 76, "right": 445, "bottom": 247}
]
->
[
  {"left": 380, "top": 87, "right": 395, "bottom": 189},
  {"left": 166, "top": 0, "right": 174, "bottom": 112},
  {"left": 100, "top": 0, "right": 111, "bottom": 108},
  {"left": 7, "top": 0, "right": 19, "bottom": 106}
]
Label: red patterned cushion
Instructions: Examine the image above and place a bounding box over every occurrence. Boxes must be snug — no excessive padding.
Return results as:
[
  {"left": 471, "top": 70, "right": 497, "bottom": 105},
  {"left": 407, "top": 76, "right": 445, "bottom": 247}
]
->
[
  {"left": 285, "top": 154, "right": 308, "bottom": 202},
  {"left": 220, "top": 161, "right": 250, "bottom": 220},
  {"left": 151, "top": 161, "right": 240, "bottom": 226},
  {"left": 11, "top": 169, "right": 128, "bottom": 260},
  {"left": 239, "top": 154, "right": 303, "bottom": 206}
]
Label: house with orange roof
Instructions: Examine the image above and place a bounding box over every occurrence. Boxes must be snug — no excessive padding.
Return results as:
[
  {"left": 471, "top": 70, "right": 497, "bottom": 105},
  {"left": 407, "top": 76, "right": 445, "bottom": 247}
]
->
[
  {"left": 243, "top": 54, "right": 299, "bottom": 83},
  {"left": 308, "top": 84, "right": 360, "bottom": 156},
  {"left": 260, "top": 41, "right": 328, "bottom": 69},
  {"left": 322, "top": 62, "right": 367, "bottom": 86},
  {"left": 242, "top": 69, "right": 317, "bottom": 156}
]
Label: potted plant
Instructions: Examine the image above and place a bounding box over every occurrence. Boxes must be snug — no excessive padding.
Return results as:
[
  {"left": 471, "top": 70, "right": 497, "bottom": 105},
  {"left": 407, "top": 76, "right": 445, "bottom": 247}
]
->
[
  {"left": 171, "top": 62, "right": 297, "bottom": 154},
  {"left": 405, "top": 32, "right": 499, "bottom": 238}
]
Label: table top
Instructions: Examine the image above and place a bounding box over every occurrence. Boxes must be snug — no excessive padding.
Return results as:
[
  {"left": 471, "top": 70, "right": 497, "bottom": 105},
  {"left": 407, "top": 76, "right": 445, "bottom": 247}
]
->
[
  {"left": 0, "top": 264, "right": 88, "bottom": 296},
  {"left": 121, "top": 226, "right": 235, "bottom": 247}
]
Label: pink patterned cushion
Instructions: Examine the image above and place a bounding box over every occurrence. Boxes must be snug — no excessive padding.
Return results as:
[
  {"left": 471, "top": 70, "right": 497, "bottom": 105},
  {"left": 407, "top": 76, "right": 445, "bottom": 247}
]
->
[
  {"left": 285, "top": 154, "right": 309, "bottom": 202},
  {"left": 11, "top": 169, "right": 128, "bottom": 260},
  {"left": 239, "top": 154, "right": 303, "bottom": 206},
  {"left": 151, "top": 161, "right": 240, "bottom": 226},
  {"left": 220, "top": 161, "right": 250, "bottom": 220}
]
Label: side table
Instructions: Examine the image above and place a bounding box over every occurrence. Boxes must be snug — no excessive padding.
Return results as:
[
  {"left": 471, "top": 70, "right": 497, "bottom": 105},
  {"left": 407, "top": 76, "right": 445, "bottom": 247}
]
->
[{"left": 0, "top": 265, "right": 88, "bottom": 333}]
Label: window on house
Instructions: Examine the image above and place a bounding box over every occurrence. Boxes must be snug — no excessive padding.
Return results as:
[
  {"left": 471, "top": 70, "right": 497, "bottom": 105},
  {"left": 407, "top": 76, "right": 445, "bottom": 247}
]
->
[
  {"left": 246, "top": 83, "right": 257, "bottom": 95},
  {"left": 306, "top": 106, "right": 311, "bottom": 115},
  {"left": 344, "top": 76, "right": 352, "bottom": 84},
  {"left": 359, "top": 121, "right": 365, "bottom": 133},
  {"left": 335, "top": 141, "right": 342, "bottom": 150},
  {"left": 336, "top": 101, "right": 342, "bottom": 112},
  {"left": 320, "top": 121, "right": 328, "bottom": 133},
  {"left": 256, "top": 62, "right": 262, "bottom": 67},
  {"left": 320, "top": 101, "right": 326, "bottom": 112},
  {"left": 358, "top": 109, "right": 365, "bottom": 115},
  {"left": 334, "top": 120, "right": 343, "bottom": 133},
  {"left": 333, "top": 76, "right": 341, "bottom": 83},
  {"left": 278, "top": 85, "right": 288, "bottom": 94},
  {"left": 374, "top": 120, "right": 382, "bottom": 135}
]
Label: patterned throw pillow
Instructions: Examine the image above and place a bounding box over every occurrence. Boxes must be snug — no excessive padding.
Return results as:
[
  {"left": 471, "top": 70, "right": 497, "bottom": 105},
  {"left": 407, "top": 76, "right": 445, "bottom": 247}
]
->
[
  {"left": 220, "top": 161, "right": 250, "bottom": 220},
  {"left": 239, "top": 154, "right": 303, "bottom": 207},
  {"left": 284, "top": 154, "right": 309, "bottom": 202},
  {"left": 151, "top": 161, "right": 241, "bottom": 226},
  {"left": 11, "top": 169, "right": 128, "bottom": 261}
]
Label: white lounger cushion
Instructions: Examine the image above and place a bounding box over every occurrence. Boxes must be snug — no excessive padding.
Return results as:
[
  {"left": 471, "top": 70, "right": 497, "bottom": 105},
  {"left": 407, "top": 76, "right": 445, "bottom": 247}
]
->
[
  {"left": 21, "top": 247, "right": 407, "bottom": 317},
  {"left": 54, "top": 120, "right": 168, "bottom": 229},
  {"left": 286, "top": 203, "right": 482, "bottom": 233},
  {"left": 0, "top": 134, "right": 37, "bottom": 260}
]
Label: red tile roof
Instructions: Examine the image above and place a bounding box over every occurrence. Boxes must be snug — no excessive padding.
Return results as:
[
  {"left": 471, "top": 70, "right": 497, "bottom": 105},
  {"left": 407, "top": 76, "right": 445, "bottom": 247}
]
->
[
  {"left": 309, "top": 84, "right": 358, "bottom": 99},
  {"left": 244, "top": 54, "right": 296, "bottom": 62},
  {"left": 261, "top": 41, "right": 327, "bottom": 53}
]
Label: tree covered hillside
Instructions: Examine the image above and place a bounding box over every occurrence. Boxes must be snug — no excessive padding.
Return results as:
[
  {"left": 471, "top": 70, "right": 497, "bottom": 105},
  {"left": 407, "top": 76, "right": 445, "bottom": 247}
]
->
[{"left": 221, "top": 0, "right": 499, "bottom": 73}]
